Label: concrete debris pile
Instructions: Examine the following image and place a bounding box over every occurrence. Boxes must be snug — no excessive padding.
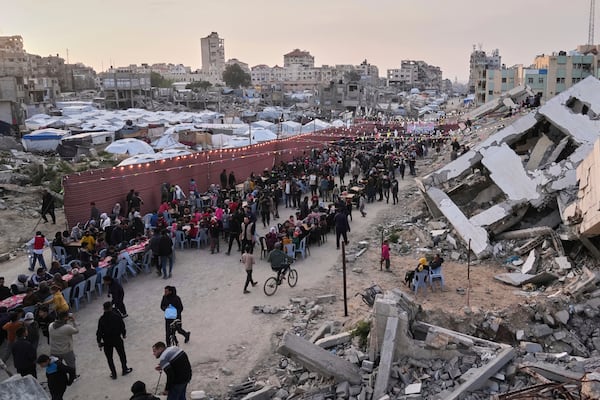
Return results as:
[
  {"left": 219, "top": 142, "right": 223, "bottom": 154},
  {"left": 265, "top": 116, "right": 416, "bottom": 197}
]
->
[
  {"left": 416, "top": 76, "right": 600, "bottom": 263},
  {"left": 235, "top": 286, "right": 600, "bottom": 399}
]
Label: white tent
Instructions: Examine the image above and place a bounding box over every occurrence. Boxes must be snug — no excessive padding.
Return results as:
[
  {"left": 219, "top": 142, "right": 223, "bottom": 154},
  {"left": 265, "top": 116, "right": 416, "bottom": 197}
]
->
[
  {"left": 249, "top": 128, "right": 277, "bottom": 142},
  {"left": 151, "top": 133, "right": 187, "bottom": 150},
  {"left": 211, "top": 134, "right": 231, "bottom": 148},
  {"left": 251, "top": 120, "right": 275, "bottom": 129},
  {"left": 117, "top": 153, "right": 161, "bottom": 166},
  {"left": 331, "top": 119, "right": 345, "bottom": 128},
  {"left": 279, "top": 120, "right": 302, "bottom": 136},
  {"left": 105, "top": 138, "right": 154, "bottom": 155},
  {"left": 301, "top": 118, "right": 331, "bottom": 133}
]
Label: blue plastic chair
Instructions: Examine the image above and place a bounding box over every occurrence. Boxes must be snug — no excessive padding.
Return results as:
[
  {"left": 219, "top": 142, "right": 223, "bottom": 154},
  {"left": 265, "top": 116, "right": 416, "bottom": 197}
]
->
[
  {"left": 112, "top": 259, "right": 128, "bottom": 284},
  {"left": 189, "top": 230, "right": 203, "bottom": 249},
  {"left": 141, "top": 250, "right": 152, "bottom": 273},
  {"left": 284, "top": 243, "right": 296, "bottom": 259},
  {"left": 84, "top": 275, "right": 96, "bottom": 303},
  {"left": 71, "top": 280, "right": 87, "bottom": 311},
  {"left": 52, "top": 246, "right": 67, "bottom": 264},
  {"left": 96, "top": 268, "right": 108, "bottom": 296},
  {"left": 295, "top": 237, "right": 308, "bottom": 260},
  {"left": 412, "top": 269, "right": 429, "bottom": 297},
  {"left": 174, "top": 230, "right": 188, "bottom": 250},
  {"left": 61, "top": 287, "right": 72, "bottom": 306},
  {"left": 429, "top": 267, "right": 445, "bottom": 291}
]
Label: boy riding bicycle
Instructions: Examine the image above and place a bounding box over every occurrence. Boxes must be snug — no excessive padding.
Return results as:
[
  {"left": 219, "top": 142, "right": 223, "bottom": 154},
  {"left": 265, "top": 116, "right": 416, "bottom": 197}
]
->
[{"left": 267, "top": 243, "right": 294, "bottom": 283}]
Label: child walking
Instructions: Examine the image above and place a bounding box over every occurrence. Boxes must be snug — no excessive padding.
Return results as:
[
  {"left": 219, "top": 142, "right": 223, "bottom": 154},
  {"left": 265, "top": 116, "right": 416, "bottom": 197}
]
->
[
  {"left": 381, "top": 239, "right": 390, "bottom": 272},
  {"left": 241, "top": 245, "right": 257, "bottom": 294}
]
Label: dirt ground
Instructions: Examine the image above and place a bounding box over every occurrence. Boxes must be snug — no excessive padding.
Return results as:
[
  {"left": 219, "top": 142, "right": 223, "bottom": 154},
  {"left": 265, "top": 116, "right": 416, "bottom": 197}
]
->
[{"left": 0, "top": 135, "right": 530, "bottom": 399}]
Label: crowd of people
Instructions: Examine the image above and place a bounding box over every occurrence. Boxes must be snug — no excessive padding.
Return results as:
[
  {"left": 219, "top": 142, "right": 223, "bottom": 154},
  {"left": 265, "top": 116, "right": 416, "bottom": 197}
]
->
[{"left": 0, "top": 133, "right": 448, "bottom": 399}]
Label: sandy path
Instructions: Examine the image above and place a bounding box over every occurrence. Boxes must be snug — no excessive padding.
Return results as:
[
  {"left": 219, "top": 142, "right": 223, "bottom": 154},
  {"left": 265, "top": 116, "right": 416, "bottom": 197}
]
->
[{"left": 0, "top": 177, "right": 410, "bottom": 399}]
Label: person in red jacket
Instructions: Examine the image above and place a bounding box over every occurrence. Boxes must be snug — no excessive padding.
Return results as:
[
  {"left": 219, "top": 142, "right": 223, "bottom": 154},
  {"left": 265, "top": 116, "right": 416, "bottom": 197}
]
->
[{"left": 27, "top": 231, "right": 49, "bottom": 271}]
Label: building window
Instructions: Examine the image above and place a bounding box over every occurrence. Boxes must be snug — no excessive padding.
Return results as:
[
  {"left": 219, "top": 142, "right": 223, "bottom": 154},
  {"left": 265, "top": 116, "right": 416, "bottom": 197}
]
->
[
  {"left": 488, "top": 90, "right": 493, "bottom": 95},
  {"left": 501, "top": 78, "right": 507, "bottom": 83},
  {"left": 556, "top": 77, "right": 565, "bottom": 84},
  {"left": 528, "top": 78, "right": 534, "bottom": 84}
]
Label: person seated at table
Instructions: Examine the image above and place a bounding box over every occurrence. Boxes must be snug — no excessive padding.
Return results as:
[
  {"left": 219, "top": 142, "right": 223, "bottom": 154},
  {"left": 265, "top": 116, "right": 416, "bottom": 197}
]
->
[
  {"left": 51, "top": 232, "right": 65, "bottom": 249},
  {"left": 131, "top": 211, "right": 145, "bottom": 237},
  {"left": 29, "top": 268, "right": 52, "bottom": 288},
  {"left": 292, "top": 229, "right": 301, "bottom": 248},
  {"left": 35, "top": 281, "right": 51, "bottom": 301},
  {"left": 21, "top": 287, "right": 38, "bottom": 307},
  {"left": 0, "top": 277, "right": 12, "bottom": 301},
  {"left": 78, "top": 247, "right": 92, "bottom": 267},
  {"left": 61, "top": 230, "right": 72, "bottom": 245},
  {"left": 82, "top": 263, "right": 96, "bottom": 280},
  {"left": 39, "top": 285, "right": 69, "bottom": 314},
  {"left": 48, "top": 261, "right": 67, "bottom": 277},
  {"left": 70, "top": 223, "right": 83, "bottom": 241},
  {"left": 11, "top": 274, "right": 29, "bottom": 295},
  {"left": 67, "top": 269, "right": 84, "bottom": 288},
  {"left": 80, "top": 230, "right": 96, "bottom": 252},
  {"left": 95, "top": 236, "right": 107, "bottom": 253},
  {"left": 265, "top": 227, "right": 278, "bottom": 251},
  {"left": 51, "top": 274, "right": 68, "bottom": 291},
  {"left": 186, "top": 223, "right": 198, "bottom": 241}
]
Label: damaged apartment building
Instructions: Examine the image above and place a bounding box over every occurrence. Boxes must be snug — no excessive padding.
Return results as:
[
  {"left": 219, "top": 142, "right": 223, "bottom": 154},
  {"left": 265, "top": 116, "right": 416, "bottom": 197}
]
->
[{"left": 417, "top": 76, "right": 600, "bottom": 261}]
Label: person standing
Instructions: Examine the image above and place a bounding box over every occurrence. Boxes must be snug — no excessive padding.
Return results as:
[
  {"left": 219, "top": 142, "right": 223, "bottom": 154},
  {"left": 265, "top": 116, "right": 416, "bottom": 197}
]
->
[
  {"left": 228, "top": 171, "right": 236, "bottom": 190},
  {"left": 334, "top": 209, "right": 350, "bottom": 250},
  {"left": 391, "top": 178, "right": 399, "bottom": 205},
  {"left": 102, "top": 275, "right": 127, "bottom": 318},
  {"left": 27, "top": 231, "right": 49, "bottom": 271},
  {"left": 220, "top": 169, "right": 228, "bottom": 189},
  {"left": 239, "top": 216, "right": 256, "bottom": 254},
  {"left": 160, "top": 286, "right": 190, "bottom": 346},
  {"left": 37, "top": 354, "right": 76, "bottom": 400},
  {"left": 241, "top": 245, "right": 257, "bottom": 294},
  {"left": 2, "top": 312, "right": 23, "bottom": 362},
  {"left": 381, "top": 239, "right": 391, "bottom": 272},
  {"left": 41, "top": 190, "right": 56, "bottom": 224},
  {"left": 152, "top": 341, "right": 192, "bottom": 400},
  {"left": 12, "top": 326, "right": 37, "bottom": 378},
  {"left": 358, "top": 193, "right": 367, "bottom": 217},
  {"left": 157, "top": 229, "right": 174, "bottom": 279},
  {"left": 226, "top": 208, "right": 243, "bottom": 255},
  {"left": 23, "top": 311, "right": 40, "bottom": 351},
  {"left": 48, "top": 311, "right": 79, "bottom": 375},
  {"left": 96, "top": 301, "right": 132, "bottom": 379}
]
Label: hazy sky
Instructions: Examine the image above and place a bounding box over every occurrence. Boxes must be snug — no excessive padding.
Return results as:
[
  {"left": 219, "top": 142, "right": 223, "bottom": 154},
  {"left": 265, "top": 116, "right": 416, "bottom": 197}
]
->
[{"left": 1, "top": 0, "right": 593, "bottom": 82}]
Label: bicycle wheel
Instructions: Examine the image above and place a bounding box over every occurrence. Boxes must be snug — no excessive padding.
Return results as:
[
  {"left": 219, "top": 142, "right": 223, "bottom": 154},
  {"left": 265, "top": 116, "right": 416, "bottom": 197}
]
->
[
  {"left": 264, "top": 277, "right": 279, "bottom": 296},
  {"left": 287, "top": 269, "right": 298, "bottom": 287}
]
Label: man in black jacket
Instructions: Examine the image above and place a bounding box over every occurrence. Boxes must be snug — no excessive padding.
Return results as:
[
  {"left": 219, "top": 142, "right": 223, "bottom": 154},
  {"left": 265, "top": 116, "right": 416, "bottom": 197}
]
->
[
  {"left": 152, "top": 341, "right": 192, "bottom": 400},
  {"left": 102, "top": 276, "right": 127, "bottom": 318},
  {"left": 130, "top": 380, "right": 160, "bottom": 400},
  {"left": 41, "top": 190, "right": 56, "bottom": 224},
  {"left": 37, "top": 353, "right": 76, "bottom": 400},
  {"left": 12, "top": 327, "right": 36, "bottom": 377},
  {"left": 96, "top": 301, "right": 132, "bottom": 379},
  {"left": 160, "top": 286, "right": 190, "bottom": 346}
]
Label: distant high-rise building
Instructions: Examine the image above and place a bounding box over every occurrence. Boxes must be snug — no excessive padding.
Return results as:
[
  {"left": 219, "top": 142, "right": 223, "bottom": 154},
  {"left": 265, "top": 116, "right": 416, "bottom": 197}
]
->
[
  {"left": 200, "top": 32, "right": 225, "bottom": 75},
  {"left": 468, "top": 46, "right": 501, "bottom": 103}
]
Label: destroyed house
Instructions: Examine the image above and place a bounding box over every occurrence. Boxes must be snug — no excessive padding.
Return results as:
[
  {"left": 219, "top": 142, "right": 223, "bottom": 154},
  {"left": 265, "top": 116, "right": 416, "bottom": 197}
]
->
[{"left": 417, "top": 76, "right": 600, "bottom": 258}]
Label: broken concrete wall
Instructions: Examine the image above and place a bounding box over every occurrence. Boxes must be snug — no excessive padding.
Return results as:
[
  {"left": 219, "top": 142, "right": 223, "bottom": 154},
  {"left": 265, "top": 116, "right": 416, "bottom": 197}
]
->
[{"left": 575, "top": 138, "right": 600, "bottom": 237}]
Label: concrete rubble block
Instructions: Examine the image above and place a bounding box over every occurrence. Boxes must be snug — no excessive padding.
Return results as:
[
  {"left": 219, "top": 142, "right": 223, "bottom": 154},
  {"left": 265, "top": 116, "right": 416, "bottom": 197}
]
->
[
  {"left": 554, "top": 310, "right": 570, "bottom": 325},
  {"left": 430, "top": 229, "right": 447, "bottom": 239},
  {"left": 531, "top": 324, "right": 553, "bottom": 338},
  {"left": 310, "top": 321, "right": 333, "bottom": 343},
  {"left": 241, "top": 386, "right": 276, "bottom": 400},
  {"left": 553, "top": 256, "right": 572, "bottom": 271},
  {"left": 336, "top": 381, "right": 350, "bottom": 398},
  {"left": 404, "top": 382, "right": 422, "bottom": 395},
  {"left": 446, "top": 234, "right": 457, "bottom": 249},
  {"left": 563, "top": 266, "right": 599, "bottom": 297},
  {"left": 357, "top": 241, "right": 369, "bottom": 249},
  {"left": 315, "top": 332, "right": 352, "bottom": 348},
  {"left": 433, "top": 347, "right": 516, "bottom": 400},
  {"left": 450, "top": 251, "right": 461, "bottom": 261},
  {"left": 519, "top": 361, "right": 585, "bottom": 382},
  {"left": 361, "top": 360, "right": 374, "bottom": 372},
  {"left": 0, "top": 375, "right": 50, "bottom": 400},
  {"left": 521, "top": 249, "right": 537, "bottom": 275},
  {"left": 425, "top": 331, "right": 450, "bottom": 349},
  {"left": 278, "top": 332, "right": 362, "bottom": 384},
  {"left": 373, "top": 317, "right": 400, "bottom": 400},
  {"left": 315, "top": 294, "right": 336, "bottom": 304},
  {"left": 519, "top": 341, "right": 543, "bottom": 353},
  {"left": 581, "top": 372, "right": 600, "bottom": 400}
]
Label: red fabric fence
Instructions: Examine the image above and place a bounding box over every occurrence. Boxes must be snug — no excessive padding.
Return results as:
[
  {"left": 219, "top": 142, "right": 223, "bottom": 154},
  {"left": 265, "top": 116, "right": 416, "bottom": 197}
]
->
[{"left": 62, "top": 131, "right": 349, "bottom": 228}]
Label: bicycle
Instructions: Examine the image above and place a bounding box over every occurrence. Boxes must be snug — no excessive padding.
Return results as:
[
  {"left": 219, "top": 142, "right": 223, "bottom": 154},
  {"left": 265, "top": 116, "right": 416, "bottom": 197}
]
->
[
  {"left": 263, "top": 262, "right": 298, "bottom": 296},
  {"left": 168, "top": 319, "right": 182, "bottom": 346}
]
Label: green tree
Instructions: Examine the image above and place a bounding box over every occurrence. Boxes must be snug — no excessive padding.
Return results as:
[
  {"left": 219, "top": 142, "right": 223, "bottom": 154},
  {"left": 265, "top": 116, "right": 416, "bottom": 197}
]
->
[
  {"left": 222, "top": 64, "right": 251, "bottom": 88},
  {"left": 150, "top": 71, "right": 173, "bottom": 88},
  {"left": 186, "top": 80, "right": 212, "bottom": 91}
]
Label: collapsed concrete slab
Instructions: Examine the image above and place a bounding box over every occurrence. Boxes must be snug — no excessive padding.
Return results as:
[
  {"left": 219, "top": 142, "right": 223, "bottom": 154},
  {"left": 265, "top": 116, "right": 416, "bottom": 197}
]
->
[
  {"left": 372, "top": 317, "right": 399, "bottom": 400},
  {"left": 277, "top": 332, "right": 362, "bottom": 384},
  {"left": 0, "top": 375, "right": 50, "bottom": 400},
  {"left": 418, "top": 76, "right": 600, "bottom": 258}
]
